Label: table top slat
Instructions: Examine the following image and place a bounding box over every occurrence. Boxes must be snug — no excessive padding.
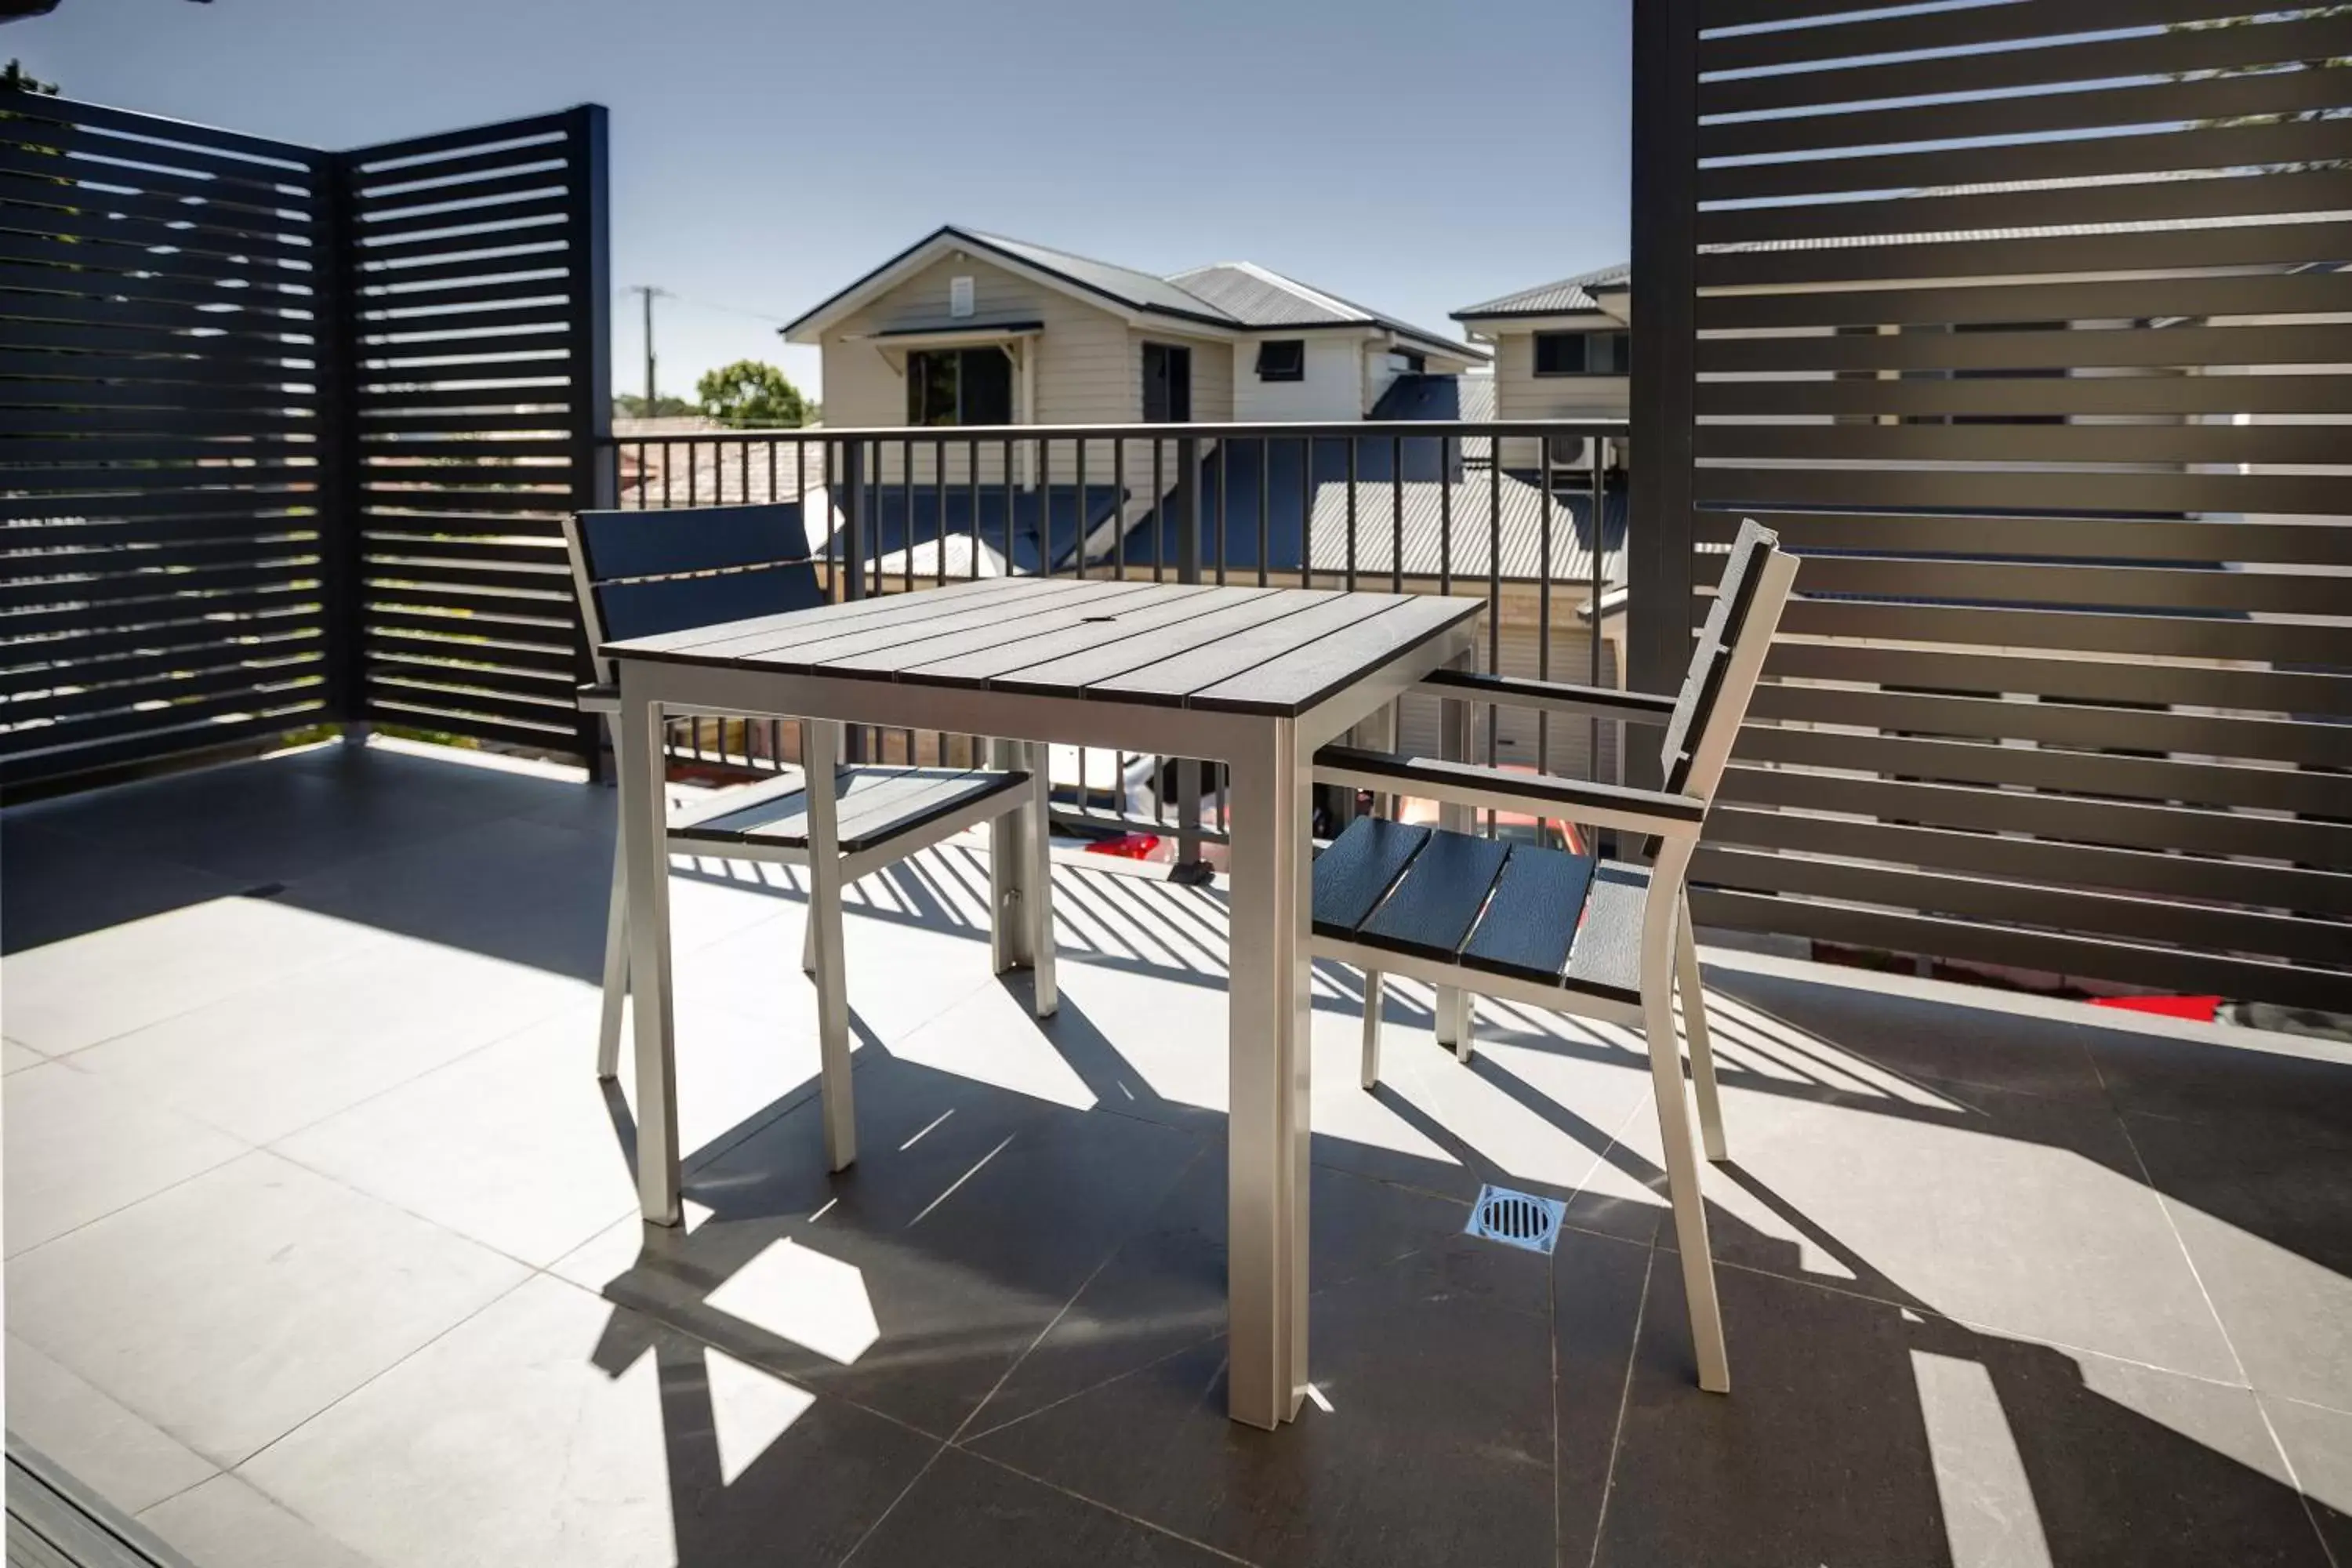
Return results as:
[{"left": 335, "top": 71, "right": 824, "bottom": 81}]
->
[
  {"left": 815, "top": 580, "right": 1167, "bottom": 677},
  {"left": 1085, "top": 591, "right": 1414, "bottom": 706},
  {"left": 735, "top": 579, "right": 1145, "bottom": 673},
  {"left": 1190, "top": 596, "right": 1483, "bottom": 715},
  {"left": 988, "top": 590, "right": 1332, "bottom": 699},
  {"left": 604, "top": 580, "right": 1486, "bottom": 718},
  {"left": 607, "top": 576, "right": 1079, "bottom": 665},
  {"left": 894, "top": 584, "right": 1237, "bottom": 688}
]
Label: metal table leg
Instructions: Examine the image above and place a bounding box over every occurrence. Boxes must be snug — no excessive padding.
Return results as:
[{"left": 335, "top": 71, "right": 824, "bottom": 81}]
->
[
  {"left": 618, "top": 670, "right": 681, "bottom": 1225},
  {"left": 1224, "top": 717, "right": 1311, "bottom": 1428},
  {"left": 804, "top": 720, "right": 856, "bottom": 1171}
]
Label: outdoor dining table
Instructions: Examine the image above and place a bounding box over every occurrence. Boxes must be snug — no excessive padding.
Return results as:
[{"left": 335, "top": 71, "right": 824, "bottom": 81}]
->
[{"left": 602, "top": 575, "right": 1485, "bottom": 1428}]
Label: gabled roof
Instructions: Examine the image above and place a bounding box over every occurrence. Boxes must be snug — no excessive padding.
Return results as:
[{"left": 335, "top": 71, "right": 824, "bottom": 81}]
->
[
  {"left": 1167, "top": 261, "right": 1486, "bottom": 361},
  {"left": 1452, "top": 263, "right": 1630, "bottom": 321},
  {"left": 782, "top": 225, "right": 1480, "bottom": 357}
]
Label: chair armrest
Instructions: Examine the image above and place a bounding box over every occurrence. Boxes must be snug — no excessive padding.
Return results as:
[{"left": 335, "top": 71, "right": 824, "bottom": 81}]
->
[
  {"left": 576, "top": 683, "right": 620, "bottom": 716},
  {"left": 1312, "top": 745, "right": 1708, "bottom": 840},
  {"left": 1417, "top": 667, "right": 1678, "bottom": 724}
]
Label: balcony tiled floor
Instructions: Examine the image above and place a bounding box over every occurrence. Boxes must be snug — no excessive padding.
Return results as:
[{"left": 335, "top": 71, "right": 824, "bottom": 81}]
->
[{"left": 5, "top": 740, "right": 2350, "bottom": 1566}]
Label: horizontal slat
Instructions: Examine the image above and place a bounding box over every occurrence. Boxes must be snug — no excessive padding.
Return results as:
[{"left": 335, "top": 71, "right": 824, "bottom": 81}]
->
[
  {"left": 1700, "top": 324, "right": 2352, "bottom": 377},
  {"left": 1717, "top": 764, "right": 2352, "bottom": 868},
  {"left": 363, "top": 669, "right": 577, "bottom": 728},
  {"left": 1700, "top": 115, "right": 2352, "bottom": 204},
  {"left": 0, "top": 228, "right": 316, "bottom": 286},
  {"left": 1696, "top": 270, "right": 2352, "bottom": 332},
  {"left": 1, "top": 680, "right": 324, "bottom": 756},
  {"left": 1734, "top": 724, "right": 2347, "bottom": 815},
  {"left": 354, "top": 217, "right": 567, "bottom": 264},
  {"left": 1700, "top": 168, "right": 2352, "bottom": 249},
  {"left": 1697, "top": 421, "right": 2352, "bottom": 470},
  {"left": 1757, "top": 641, "right": 2352, "bottom": 720},
  {"left": 1, "top": 488, "right": 318, "bottom": 524},
  {"left": 5, "top": 649, "right": 325, "bottom": 723},
  {"left": 1696, "top": 466, "right": 2352, "bottom": 520},
  {"left": 362, "top": 699, "right": 586, "bottom": 756},
  {"left": 348, "top": 112, "right": 571, "bottom": 173},
  {"left": 1690, "top": 887, "right": 2352, "bottom": 1016},
  {"left": 1748, "top": 684, "right": 2351, "bottom": 768},
  {"left": 1691, "top": 845, "right": 2351, "bottom": 967},
  {"left": 1700, "top": 13, "right": 2352, "bottom": 118},
  {"left": 0, "top": 706, "right": 321, "bottom": 789},
  {"left": 2, "top": 90, "right": 322, "bottom": 166},
  {"left": 1700, "top": 0, "right": 2258, "bottom": 73},
  {"left": 1701, "top": 221, "right": 2352, "bottom": 292},
  {"left": 1775, "top": 598, "right": 2344, "bottom": 667},
  {"left": 0, "top": 186, "right": 318, "bottom": 260},
  {"left": 356, "top": 169, "right": 572, "bottom": 226},
  {"left": 1708, "top": 804, "right": 2352, "bottom": 919},
  {"left": 354, "top": 249, "right": 568, "bottom": 290},
  {"left": 0, "top": 380, "right": 322, "bottom": 415},
  {"left": 1697, "top": 374, "right": 2352, "bottom": 420},
  {"left": 0, "top": 627, "right": 326, "bottom": 697},
  {"left": 356, "top": 275, "right": 575, "bottom": 314},
  {"left": 364, "top": 633, "right": 578, "bottom": 679},
  {"left": 354, "top": 142, "right": 570, "bottom": 198},
  {"left": 1692, "top": 510, "right": 2352, "bottom": 568},
  {"left": 1695, "top": 53, "right": 2352, "bottom": 160},
  {"left": 1777, "top": 556, "right": 2352, "bottom": 619}
]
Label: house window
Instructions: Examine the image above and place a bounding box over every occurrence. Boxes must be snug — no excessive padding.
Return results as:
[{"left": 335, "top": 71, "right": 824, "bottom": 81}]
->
[
  {"left": 1142, "top": 341, "right": 1192, "bottom": 423},
  {"left": 906, "top": 347, "right": 1012, "bottom": 426},
  {"left": 1255, "top": 339, "right": 1305, "bottom": 382},
  {"left": 1534, "top": 330, "right": 1628, "bottom": 376}
]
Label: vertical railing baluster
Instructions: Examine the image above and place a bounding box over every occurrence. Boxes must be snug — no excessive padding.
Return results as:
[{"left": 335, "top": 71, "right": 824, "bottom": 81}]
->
[
  {"left": 1299, "top": 436, "right": 1312, "bottom": 592},
  {"left": 1073, "top": 437, "right": 1087, "bottom": 579},
  {"left": 1486, "top": 428, "right": 1501, "bottom": 837},
  {"left": 1591, "top": 434, "right": 1606, "bottom": 789},
  {"left": 1391, "top": 433, "right": 1404, "bottom": 595},
  {"left": 1256, "top": 435, "right": 1270, "bottom": 588},
  {"left": 1344, "top": 436, "right": 1358, "bottom": 593},
  {"left": 1537, "top": 434, "right": 1554, "bottom": 844}
]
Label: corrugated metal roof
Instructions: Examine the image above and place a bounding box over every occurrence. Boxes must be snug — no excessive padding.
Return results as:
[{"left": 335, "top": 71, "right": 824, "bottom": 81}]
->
[
  {"left": 960, "top": 229, "right": 1236, "bottom": 325},
  {"left": 1453, "top": 263, "right": 1630, "bottom": 321},
  {"left": 1165, "top": 261, "right": 1481, "bottom": 358},
  {"left": 1306, "top": 471, "right": 1626, "bottom": 585}
]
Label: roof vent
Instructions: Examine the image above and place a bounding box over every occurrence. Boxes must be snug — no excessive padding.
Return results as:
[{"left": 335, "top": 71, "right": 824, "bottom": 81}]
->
[{"left": 949, "top": 276, "right": 975, "bottom": 319}]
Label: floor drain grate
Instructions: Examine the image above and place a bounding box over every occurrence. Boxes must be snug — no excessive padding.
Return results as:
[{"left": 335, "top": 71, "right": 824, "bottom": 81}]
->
[{"left": 1465, "top": 1184, "right": 1566, "bottom": 1255}]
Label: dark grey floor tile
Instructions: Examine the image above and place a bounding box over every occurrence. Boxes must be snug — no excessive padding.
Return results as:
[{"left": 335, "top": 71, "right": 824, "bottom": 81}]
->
[
  {"left": 5, "top": 746, "right": 549, "bottom": 889},
  {"left": 851, "top": 1448, "right": 1233, "bottom": 1567},
  {"left": 1554, "top": 1232, "right": 1652, "bottom": 1568},
  {"left": 1640, "top": 1076, "right": 2241, "bottom": 1382},
  {"left": 278, "top": 815, "right": 618, "bottom": 981},
  {"left": 2091, "top": 1025, "right": 2352, "bottom": 1134},
  {"left": 240, "top": 1273, "right": 935, "bottom": 1568},
  {"left": 964, "top": 1152, "right": 1555, "bottom": 1440},
  {"left": 1706, "top": 964, "right": 2113, "bottom": 1105},
  {"left": 590, "top": 1053, "right": 1207, "bottom": 1438},
  {"left": 2263, "top": 1396, "right": 2352, "bottom": 1566},
  {"left": 0, "top": 817, "right": 242, "bottom": 955},
  {"left": 1598, "top": 1261, "right": 2329, "bottom": 1568},
  {"left": 2124, "top": 1107, "right": 2352, "bottom": 1410},
  {"left": 967, "top": 1233, "right": 1571, "bottom": 1568}
]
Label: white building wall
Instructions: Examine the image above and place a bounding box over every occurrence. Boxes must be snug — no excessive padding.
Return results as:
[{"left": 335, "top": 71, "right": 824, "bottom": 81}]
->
[{"left": 1232, "top": 335, "right": 1367, "bottom": 423}]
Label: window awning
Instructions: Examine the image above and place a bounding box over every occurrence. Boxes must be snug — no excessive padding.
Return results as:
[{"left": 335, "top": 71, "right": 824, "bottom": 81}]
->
[{"left": 852, "top": 320, "right": 1044, "bottom": 375}]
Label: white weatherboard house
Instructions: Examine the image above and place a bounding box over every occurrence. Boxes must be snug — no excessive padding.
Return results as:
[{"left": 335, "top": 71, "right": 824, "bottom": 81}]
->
[
  {"left": 780, "top": 224, "right": 1486, "bottom": 440},
  {"left": 1451, "top": 262, "right": 1630, "bottom": 474}
]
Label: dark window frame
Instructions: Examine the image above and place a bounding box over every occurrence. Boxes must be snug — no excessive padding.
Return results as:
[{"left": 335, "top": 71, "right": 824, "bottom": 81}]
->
[
  {"left": 1534, "top": 329, "right": 1629, "bottom": 377},
  {"left": 1142, "top": 340, "right": 1192, "bottom": 423},
  {"left": 905, "top": 346, "right": 1014, "bottom": 426},
  {"left": 1254, "top": 339, "right": 1305, "bottom": 383}
]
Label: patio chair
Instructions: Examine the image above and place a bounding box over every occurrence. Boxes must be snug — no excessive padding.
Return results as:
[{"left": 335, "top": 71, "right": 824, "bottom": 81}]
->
[
  {"left": 563, "top": 503, "right": 1058, "bottom": 1166},
  {"left": 1308, "top": 518, "right": 1798, "bottom": 1393}
]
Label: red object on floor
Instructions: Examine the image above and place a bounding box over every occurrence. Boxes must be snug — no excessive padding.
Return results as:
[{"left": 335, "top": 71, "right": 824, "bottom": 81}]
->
[
  {"left": 1084, "top": 833, "right": 1161, "bottom": 860},
  {"left": 2092, "top": 993, "right": 2222, "bottom": 1022}
]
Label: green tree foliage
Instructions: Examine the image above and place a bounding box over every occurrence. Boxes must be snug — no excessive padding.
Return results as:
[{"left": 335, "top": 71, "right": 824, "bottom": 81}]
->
[{"left": 695, "top": 360, "right": 815, "bottom": 428}]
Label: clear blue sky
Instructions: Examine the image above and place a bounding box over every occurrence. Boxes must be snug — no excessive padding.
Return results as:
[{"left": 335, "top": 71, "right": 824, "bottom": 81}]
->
[{"left": 9, "top": 0, "right": 1629, "bottom": 405}]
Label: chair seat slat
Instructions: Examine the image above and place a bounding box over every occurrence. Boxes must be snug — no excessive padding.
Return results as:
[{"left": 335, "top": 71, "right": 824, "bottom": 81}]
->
[
  {"left": 1356, "top": 827, "right": 1511, "bottom": 958},
  {"left": 1459, "top": 844, "right": 1597, "bottom": 982},
  {"left": 1309, "top": 816, "right": 1431, "bottom": 935}
]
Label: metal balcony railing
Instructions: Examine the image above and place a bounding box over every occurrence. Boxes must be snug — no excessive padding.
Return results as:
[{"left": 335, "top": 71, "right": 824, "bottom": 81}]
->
[{"left": 600, "top": 419, "right": 1629, "bottom": 867}]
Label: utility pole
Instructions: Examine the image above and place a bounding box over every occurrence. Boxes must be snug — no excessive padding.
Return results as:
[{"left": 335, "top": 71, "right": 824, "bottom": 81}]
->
[{"left": 626, "top": 285, "right": 669, "bottom": 410}]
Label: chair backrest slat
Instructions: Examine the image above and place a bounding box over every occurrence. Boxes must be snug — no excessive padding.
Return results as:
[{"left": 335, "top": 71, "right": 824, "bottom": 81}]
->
[
  {"left": 564, "top": 503, "right": 825, "bottom": 683},
  {"left": 1659, "top": 518, "right": 1780, "bottom": 796}
]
